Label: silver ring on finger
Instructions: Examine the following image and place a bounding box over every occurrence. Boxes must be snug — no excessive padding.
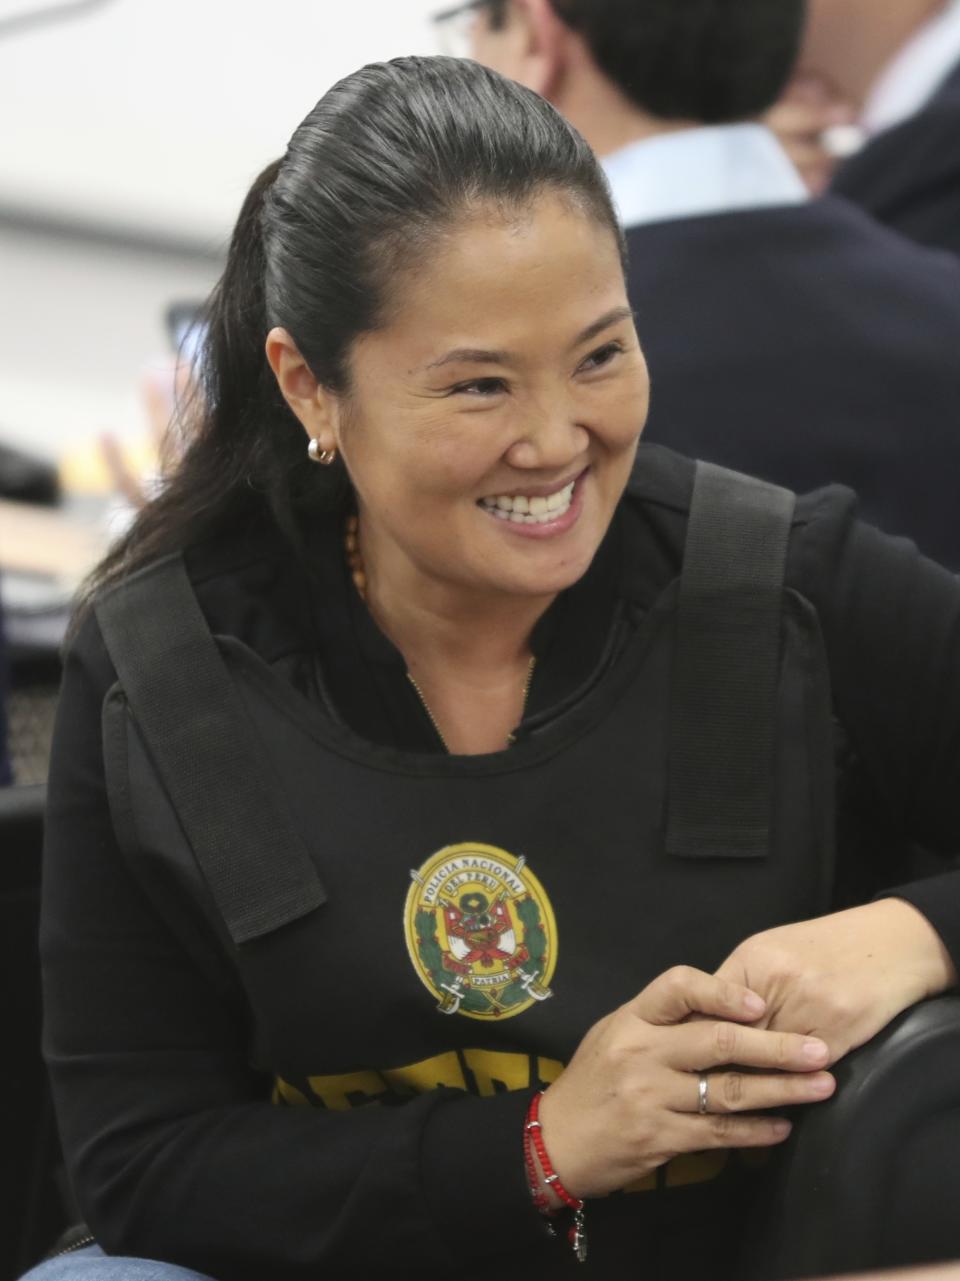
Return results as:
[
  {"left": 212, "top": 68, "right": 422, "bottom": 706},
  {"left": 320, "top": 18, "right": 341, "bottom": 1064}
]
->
[{"left": 697, "top": 1072, "right": 709, "bottom": 1115}]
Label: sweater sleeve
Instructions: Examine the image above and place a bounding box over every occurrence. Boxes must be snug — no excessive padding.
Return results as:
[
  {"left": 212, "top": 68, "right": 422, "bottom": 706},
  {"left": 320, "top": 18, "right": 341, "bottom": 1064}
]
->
[
  {"left": 42, "top": 614, "right": 548, "bottom": 1281},
  {"left": 796, "top": 490, "right": 960, "bottom": 971}
]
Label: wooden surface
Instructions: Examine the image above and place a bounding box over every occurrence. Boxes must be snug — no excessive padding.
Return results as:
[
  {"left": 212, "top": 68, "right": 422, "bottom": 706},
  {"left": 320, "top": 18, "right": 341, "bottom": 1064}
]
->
[{"left": 0, "top": 497, "right": 106, "bottom": 585}]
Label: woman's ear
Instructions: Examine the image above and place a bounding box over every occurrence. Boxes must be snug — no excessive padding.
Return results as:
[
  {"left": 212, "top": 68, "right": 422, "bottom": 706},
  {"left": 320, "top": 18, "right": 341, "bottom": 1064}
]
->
[{"left": 265, "top": 327, "right": 340, "bottom": 453}]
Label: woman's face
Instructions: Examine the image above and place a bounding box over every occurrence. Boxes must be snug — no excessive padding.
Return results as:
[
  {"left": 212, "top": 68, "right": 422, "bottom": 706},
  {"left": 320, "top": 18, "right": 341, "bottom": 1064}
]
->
[{"left": 331, "top": 193, "right": 648, "bottom": 602}]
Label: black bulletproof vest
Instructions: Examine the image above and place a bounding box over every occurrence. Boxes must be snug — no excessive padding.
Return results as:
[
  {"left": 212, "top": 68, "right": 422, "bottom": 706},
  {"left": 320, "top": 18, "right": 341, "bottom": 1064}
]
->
[{"left": 96, "top": 463, "right": 836, "bottom": 1281}]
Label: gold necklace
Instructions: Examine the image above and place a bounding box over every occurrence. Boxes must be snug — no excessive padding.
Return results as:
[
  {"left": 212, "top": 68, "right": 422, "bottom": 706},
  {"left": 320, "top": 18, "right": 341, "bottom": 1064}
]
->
[{"left": 344, "top": 514, "right": 536, "bottom": 751}]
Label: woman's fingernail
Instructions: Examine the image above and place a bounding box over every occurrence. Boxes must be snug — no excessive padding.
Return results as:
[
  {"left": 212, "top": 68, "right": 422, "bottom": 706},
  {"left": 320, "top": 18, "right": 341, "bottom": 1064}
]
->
[
  {"left": 811, "top": 1074, "right": 835, "bottom": 1095},
  {"left": 772, "top": 1119, "right": 792, "bottom": 1138},
  {"left": 743, "top": 992, "right": 766, "bottom": 1015},
  {"left": 803, "top": 1039, "right": 829, "bottom": 1062}
]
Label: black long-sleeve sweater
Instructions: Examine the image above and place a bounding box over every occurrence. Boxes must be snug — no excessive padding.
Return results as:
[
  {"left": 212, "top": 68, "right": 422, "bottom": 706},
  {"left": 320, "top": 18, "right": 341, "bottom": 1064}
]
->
[{"left": 41, "top": 444, "right": 960, "bottom": 1280}]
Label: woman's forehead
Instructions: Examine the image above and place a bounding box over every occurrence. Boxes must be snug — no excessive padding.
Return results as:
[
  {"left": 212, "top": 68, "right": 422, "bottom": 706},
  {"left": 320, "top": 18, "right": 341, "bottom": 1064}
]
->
[{"left": 373, "top": 195, "right": 627, "bottom": 359}]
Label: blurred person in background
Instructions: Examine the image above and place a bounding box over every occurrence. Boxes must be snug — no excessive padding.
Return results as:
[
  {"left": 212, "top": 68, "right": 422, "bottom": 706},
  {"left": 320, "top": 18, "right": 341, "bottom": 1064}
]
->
[
  {"left": 464, "top": 0, "right": 960, "bottom": 570},
  {"left": 769, "top": 0, "right": 960, "bottom": 254},
  {"left": 20, "top": 53, "right": 960, "bottom": 1281}
]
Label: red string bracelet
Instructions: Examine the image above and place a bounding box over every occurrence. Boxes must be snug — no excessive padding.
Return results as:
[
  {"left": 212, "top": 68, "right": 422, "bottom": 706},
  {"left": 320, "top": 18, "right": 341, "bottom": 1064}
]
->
[{"left": 523, "top": 1091, "right": 587, "bottom": 1262}]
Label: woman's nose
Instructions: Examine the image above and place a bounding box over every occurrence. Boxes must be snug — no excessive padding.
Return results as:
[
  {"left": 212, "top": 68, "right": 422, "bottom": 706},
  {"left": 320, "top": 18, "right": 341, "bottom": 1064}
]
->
[{"left": 505, "top": 407, "right": 590, "bottom": 471}]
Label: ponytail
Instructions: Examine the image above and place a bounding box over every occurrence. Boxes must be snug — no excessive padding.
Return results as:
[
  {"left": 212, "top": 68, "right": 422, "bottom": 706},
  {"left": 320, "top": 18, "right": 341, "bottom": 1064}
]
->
[
  {"left": 201, "top": 158, "right": 282, "bottom": 473},
  {"left": 71, "top": 157, "right": 324, "bottom": 636}
]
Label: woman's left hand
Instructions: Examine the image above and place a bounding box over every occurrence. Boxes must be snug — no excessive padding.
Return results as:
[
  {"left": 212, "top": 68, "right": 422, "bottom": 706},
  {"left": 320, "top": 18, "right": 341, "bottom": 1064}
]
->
[{"left": 715, "top": 900, "right": 958, "bottom": 1065}]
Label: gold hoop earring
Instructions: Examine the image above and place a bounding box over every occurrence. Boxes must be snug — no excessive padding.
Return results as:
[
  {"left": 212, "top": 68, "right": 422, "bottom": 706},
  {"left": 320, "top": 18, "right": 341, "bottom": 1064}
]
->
[{"left": 308, "top": 439, "right": 337, "bottom": 466}]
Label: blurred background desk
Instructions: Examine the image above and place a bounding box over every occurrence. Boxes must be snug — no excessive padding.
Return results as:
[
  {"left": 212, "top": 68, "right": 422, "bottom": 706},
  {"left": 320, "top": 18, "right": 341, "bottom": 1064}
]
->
[{"left": 1, "top": 489, "right": 112, "bottom": 784}]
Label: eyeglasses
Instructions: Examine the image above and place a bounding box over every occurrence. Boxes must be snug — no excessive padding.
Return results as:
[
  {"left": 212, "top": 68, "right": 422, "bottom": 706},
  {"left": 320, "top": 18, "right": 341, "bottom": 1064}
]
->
[{"left": 431, "top": 0, "right": 501, "bottom": 59}]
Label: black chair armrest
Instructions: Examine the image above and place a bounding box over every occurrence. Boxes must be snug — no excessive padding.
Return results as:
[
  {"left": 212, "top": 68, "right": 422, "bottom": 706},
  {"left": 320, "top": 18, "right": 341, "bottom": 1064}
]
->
[{"left": 747, "top": 995, "right": 960, "bottom": 1280}]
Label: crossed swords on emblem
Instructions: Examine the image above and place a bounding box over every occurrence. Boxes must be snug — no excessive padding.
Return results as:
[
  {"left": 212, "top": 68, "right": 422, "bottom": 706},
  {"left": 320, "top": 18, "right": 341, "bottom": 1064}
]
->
[{"left": 410, "top": 857, "right": 553, "bottom": 1015}]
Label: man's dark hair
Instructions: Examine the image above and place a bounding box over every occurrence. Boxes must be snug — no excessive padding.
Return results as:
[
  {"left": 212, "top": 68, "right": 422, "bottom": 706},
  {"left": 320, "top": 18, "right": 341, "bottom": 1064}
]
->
[
  {"left": 486, "top": 0, "right": 510, "bottom": 27},
  {"left": 75, "top": 56, "right": 623, "bottom": 622},
  {"left": 550, "top": 0, "right": 806, "bottom": 123}
]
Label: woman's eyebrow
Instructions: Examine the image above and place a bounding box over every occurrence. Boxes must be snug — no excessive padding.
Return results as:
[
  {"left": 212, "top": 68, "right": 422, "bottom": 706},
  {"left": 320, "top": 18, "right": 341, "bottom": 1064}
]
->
[
  {"left": 424, "top": 305, "right": 635, "bottom": 373},
  {"left": 573, "top": 305, "right": 635, "bottom": 348},
  {"left": 425, "top": 346, "right": 511, "bottom": 371}
]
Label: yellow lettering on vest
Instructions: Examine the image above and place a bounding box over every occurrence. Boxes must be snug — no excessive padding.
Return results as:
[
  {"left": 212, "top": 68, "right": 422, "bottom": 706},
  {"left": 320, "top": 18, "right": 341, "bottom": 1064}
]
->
[
  {"left": 464, "top": 1048, "right": 531, "bottom": 1096},
  {"left": 307, "top": 1070, "right": 388, "bottom": 1111},
  {"left": 623, "top": 1172, "right": 658, "bottom": 1193},
  {"left": 623, "top": 1152, "right": 729, "bottom": 1194},
  {"left": 665, "top": 1151, "right": 729, "bottom": 1187},
  {"left": 536, "top": 1056, "right": 564, "bottom": 1086},
  {"left": 274, "top": 1077, "right": 311, "bottom": 1108},
  {"left": 382, "top": 1051, "right": 467, "bottom": 1096},
  {"left": 291, "top": 1050, "right": 571, "bottom": 1111}
]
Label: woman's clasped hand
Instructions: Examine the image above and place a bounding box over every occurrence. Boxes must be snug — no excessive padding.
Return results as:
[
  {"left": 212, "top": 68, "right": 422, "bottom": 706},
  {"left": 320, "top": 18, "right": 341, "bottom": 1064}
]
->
[
  {"left": 537, "top": 965, "right": 834, "bottom": 1201},
  {"left": 716, "top": 900, "right": 959, "bottom": 1063},
  {"left": 538, "top": 897, "right": 960, "bottom": 1203}
]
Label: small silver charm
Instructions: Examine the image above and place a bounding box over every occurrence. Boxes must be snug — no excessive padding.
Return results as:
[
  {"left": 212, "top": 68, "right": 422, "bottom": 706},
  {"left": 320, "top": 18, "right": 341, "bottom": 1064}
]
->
[{"left": 572, "top": 1206, "right": 588, "bottom": 1263}]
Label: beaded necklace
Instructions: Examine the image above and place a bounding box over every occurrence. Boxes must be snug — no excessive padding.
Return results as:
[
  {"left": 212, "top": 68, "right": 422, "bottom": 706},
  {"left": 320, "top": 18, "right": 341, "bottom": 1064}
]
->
[{"left": 343, "top": 514, "right": 535, "bottom": 751}]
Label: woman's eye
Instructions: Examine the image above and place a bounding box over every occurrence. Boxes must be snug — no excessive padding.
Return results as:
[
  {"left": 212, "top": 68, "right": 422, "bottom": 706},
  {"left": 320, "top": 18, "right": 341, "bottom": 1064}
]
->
[
  {"left": 579, "top": 341, "right": 624, "bottom": 373},
  {"left": 450, "top": 377, "right": 507, "bottom": 397}
]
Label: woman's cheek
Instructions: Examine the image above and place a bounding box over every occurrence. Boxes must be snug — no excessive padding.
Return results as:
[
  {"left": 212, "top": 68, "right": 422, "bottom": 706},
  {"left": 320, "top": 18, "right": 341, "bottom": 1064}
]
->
[
  {"left": 426, "top": 418, "right": 514, "bottom": 490},
  {"left": 589, "top": 371, "right": 649, "bottom": 447}
]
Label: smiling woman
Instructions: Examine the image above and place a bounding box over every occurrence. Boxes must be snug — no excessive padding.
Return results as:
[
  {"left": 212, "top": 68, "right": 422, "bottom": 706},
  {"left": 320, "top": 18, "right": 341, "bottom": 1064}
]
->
[
  {"left": 265, "top": 195, "right": 646, "bottom": 754},
  {"left": 27, "top": 52, "right": 960, "bottom": 1281}
]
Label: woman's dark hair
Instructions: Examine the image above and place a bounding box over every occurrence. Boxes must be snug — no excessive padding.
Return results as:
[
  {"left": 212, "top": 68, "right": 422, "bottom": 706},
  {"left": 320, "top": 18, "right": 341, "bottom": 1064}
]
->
[
  {"left": 73, "top": 55, "right": 622, "bottom": 627},
  {"left": 550, "top": 0, "right": 806, "bottom": 123}
]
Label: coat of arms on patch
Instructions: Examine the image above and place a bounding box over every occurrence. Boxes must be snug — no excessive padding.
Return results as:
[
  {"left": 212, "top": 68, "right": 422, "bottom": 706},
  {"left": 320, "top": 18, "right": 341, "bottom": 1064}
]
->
[{"left": 403, "top": 842, "right": 558, "bottom": 1020}]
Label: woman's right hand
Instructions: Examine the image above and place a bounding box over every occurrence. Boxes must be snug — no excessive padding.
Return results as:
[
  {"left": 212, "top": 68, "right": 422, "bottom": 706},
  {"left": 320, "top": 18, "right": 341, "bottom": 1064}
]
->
[{"left": 538, "top": 966, "right": 836, "bottom": 1200}]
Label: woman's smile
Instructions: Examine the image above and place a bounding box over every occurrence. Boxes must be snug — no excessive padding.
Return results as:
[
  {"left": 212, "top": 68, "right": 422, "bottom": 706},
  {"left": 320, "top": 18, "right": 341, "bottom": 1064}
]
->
[{"left": 478, "top": 467, "right": 588, "bottom": 538}]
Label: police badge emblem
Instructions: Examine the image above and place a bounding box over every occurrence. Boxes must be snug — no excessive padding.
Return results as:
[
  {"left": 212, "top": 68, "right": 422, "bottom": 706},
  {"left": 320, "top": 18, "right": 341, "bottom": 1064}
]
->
[{"left": 404, "top": 843, "right": 558, "bottom": 1020}]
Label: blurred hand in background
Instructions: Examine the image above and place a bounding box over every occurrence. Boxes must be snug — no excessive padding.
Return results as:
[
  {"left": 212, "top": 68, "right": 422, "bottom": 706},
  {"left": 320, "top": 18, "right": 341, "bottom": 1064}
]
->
[
  {"left": 98, "top": 356, "right": 194, "bottom": 510},
  {"left": 765, "top": 71, "right": 858, "bottom": 193}
]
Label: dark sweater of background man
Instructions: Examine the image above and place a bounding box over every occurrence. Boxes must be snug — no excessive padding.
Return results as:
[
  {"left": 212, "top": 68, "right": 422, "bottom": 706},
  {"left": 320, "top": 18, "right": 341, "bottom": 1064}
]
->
[
  {"left": 832, "top": 56, "right": 960, "bottom": 258},
  {"left": 629, "top": 195, "right": 960, "bottom": 570}
]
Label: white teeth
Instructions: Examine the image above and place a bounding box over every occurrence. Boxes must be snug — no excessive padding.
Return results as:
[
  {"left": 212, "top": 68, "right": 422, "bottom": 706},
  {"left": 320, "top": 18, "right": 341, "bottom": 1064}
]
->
[
  {"left": 494, "top": 489, "right": 574, "bottom": 525},
  {"left": 480, "top": 480, "right": 576, "bottom": 519}
]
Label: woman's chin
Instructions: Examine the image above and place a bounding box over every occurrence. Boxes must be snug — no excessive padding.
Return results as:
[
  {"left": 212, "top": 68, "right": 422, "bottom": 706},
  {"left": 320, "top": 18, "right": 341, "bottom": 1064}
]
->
[{"left": 494, "top": 542, "right": 600, "bottom": 600}]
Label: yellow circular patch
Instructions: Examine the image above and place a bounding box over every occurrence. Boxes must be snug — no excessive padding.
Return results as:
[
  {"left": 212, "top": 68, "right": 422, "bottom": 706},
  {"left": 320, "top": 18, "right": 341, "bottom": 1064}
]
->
[{"left": 404, "top": 842, "right": 558, "bottom": 1021}]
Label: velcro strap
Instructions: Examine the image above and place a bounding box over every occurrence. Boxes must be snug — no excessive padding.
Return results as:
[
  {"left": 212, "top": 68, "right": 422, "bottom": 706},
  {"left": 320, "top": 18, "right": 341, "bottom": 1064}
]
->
[
  {"left": 96, "top": 554, "right": 326, "bottom": 943},
  {"left": 667, "top": 461, "right": 796, "bottom": 859}
]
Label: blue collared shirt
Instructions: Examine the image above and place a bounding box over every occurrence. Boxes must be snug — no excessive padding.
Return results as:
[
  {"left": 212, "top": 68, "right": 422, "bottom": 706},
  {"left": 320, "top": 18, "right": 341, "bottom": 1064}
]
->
[{"left": 600, "top": 122, "right": 807, "bottom": 230}]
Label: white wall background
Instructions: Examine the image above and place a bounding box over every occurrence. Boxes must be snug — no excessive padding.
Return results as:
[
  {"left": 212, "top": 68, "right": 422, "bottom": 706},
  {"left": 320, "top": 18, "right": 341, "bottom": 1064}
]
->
[
  {"left": 0, "top": 0, "right": 441, "bottom": 238},
  {"left": 0, "top": 0, "right": 441, "bottom": 461}
]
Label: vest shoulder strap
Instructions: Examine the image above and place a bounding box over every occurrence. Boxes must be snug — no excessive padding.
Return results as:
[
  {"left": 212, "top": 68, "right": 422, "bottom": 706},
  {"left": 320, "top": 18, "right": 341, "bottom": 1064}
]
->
[
  {"left": 95, "top": 553, "right": 327, "bottom": 945},
  {"left": 667, "top": 461, "right": 797, "bottom": 859}
]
